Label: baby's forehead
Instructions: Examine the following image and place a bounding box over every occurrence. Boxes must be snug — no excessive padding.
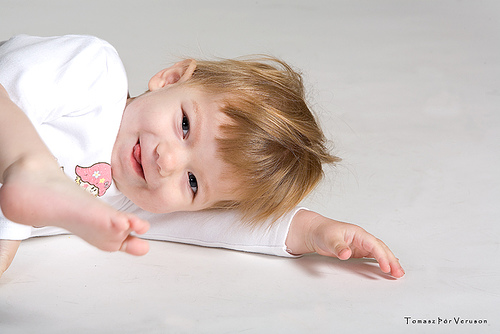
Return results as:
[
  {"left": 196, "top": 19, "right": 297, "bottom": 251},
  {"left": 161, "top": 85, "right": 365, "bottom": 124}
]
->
[
  {"left": 199, "top": 157, "right": 241, "bottom": 207},
  {"left": 190, "top": 93, "right": 241, "bottom": 205},
  {"left": 200, "top": 96, "right": 235, "bottom": 131}
]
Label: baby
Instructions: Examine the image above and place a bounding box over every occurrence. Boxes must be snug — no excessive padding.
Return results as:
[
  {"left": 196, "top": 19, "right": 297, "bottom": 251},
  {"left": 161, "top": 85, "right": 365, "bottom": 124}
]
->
[{"left": 0, "top": 35, "right": 404, "bottom": 278}]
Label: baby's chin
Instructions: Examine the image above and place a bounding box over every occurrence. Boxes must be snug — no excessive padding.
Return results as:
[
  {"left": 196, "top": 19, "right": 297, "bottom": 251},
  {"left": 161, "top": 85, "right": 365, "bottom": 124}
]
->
[
  {"left": 133, "top": 201, "right": 169, "bottom": 214},
  {"left": 132, "top": 199, "right": 181, "bottom": 214}
]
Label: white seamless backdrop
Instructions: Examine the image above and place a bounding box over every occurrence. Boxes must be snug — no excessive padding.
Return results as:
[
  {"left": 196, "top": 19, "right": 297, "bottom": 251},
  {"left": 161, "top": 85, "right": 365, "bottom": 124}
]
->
[{"left": 1, "top": 1, "right": 499, "bottom": 333}]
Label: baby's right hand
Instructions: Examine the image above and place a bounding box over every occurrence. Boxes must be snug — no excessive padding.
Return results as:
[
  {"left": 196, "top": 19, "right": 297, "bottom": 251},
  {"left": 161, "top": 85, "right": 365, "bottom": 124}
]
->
[
  {"left": 286, "top": 210, "right": 405, "bottom": 278},
  {"left": 0, "top": 239, "right": 21, "bottom": 278}
]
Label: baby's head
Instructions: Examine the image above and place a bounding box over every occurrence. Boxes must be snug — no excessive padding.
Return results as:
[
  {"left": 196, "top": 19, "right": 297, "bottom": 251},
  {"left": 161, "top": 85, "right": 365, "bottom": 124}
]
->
[
  {"left": 185, "top": 56, "right": 340, "bottom": 224},
  {"left": 113, "top": 55, "right": 339, "bottom": 225}
]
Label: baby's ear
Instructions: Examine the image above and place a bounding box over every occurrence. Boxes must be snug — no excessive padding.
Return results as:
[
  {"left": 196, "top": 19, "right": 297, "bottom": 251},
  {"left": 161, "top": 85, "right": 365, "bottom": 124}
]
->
[{"left": 148, "top": 59, "right": 197, "bottom": 91}]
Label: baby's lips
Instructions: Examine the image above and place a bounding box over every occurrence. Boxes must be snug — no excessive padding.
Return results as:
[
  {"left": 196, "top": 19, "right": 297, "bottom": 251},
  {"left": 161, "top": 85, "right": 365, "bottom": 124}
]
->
[{"left": 133, "top": 142, "right": 142, "bottom": 166}]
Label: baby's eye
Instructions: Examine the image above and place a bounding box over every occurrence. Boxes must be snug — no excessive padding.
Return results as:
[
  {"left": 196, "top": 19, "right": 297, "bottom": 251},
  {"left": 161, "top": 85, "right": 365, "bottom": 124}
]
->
[
  {"left": 188, "top": 172, "right": 198, "bottom": 195},
  {"left": 182, "top": 113, "right": 190, "bottom": 138}
]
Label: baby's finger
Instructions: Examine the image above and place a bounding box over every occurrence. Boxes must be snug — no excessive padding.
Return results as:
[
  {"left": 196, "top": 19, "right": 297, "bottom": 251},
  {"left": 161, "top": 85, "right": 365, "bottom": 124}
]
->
[
  {"left": 318, "top": 232, "right": 352, "bottom": 260},
  {"left": 382, "top": 245, "right": 405, "bottom": 278},
  {"left": 360, "top": 237, "right": 393, "bottom": 274},
  {"left": 389, "top": 260, "right": 405, "bottom": 278},
  {"left": 0, "top": 239, "right": 21, "bottom": 278},
  {"left": 120, "top": 235, "right": 150, "bottom": 256},
  {"left": 372, "top": 239, "right": 404, "bottom": 278},
  {"left": 333, "top": 243, "right": 352, "bottom": 260},
  {"left": 129, "top": 215, "right": 150, "bottom": 235}
]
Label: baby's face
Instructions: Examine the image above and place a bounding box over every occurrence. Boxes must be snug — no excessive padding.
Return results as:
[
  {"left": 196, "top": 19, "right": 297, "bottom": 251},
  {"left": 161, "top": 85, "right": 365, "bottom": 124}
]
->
[{"left": 111, "top": 84, "right": 235, "bottom": 213}]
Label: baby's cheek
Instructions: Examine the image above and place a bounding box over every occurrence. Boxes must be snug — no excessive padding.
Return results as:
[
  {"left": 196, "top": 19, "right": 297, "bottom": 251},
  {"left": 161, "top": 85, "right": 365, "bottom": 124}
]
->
[{"left": 138, "top": 190, "right": 177, "bottom": 214}]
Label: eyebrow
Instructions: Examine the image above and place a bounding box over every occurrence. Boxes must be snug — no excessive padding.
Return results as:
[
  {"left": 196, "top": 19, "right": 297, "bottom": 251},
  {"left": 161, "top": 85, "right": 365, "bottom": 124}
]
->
[
  {"left": 190, "top": 100, "right": 200, "bottom": 144},
  {"left": 190, "top": 99, "right": 210, "bottom": 205},
  {"left": 199, "top": 173, "right": 211, "bottom": 207},
  {"left": 192, "top": 100, "right": 200, "bottom": 116}
]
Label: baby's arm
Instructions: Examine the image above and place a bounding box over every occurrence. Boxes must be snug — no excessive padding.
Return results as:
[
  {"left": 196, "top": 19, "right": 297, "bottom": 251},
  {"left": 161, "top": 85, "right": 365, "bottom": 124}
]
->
[
  {"left": 0, "top": 83, "right": 149, "bottom": 257},
  {"left": 285, "top": 209, "right": 405, "bottom": 278},
  {"left": 130, "top": 206, "right": 404, "bottom": 278}
]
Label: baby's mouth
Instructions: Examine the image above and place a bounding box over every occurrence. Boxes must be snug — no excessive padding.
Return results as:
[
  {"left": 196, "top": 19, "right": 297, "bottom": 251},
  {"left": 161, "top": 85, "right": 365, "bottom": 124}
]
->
[{"left": 132, "top": 141, "right": 145, "bottom": 179}]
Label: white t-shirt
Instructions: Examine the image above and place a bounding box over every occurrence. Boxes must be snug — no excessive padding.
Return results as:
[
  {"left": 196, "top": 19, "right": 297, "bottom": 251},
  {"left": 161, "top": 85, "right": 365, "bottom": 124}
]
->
[{"left": 0, "top": 35, "right": 298, "bottom": 257}]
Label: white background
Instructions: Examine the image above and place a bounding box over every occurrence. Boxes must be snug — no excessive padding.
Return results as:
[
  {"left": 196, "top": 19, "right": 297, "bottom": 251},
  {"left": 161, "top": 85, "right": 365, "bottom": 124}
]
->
[{"left": 1, "top": 1, "right": 499, "bottom": 333}]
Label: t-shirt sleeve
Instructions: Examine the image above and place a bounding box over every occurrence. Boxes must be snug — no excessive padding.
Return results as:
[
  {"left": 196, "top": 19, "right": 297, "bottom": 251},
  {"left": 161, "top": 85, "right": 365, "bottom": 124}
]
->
[
  {"left": 0, "top": 34, "right": 127, "bottom": 125},
  {"left": 28, "top": 206, "right": 306, "bottom": 257},
  {"left": 0, "top": 209, "right": 32, "bottom": 240},
  {"left": 130, "top": 207, "right": 306, "bottom": 257}
]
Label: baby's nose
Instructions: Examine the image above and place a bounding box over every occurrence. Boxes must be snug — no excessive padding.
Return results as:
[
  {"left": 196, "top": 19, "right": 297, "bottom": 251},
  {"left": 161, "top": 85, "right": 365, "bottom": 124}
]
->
[{"left": 155, "top": 142, "right": 186, "bottom": 176}]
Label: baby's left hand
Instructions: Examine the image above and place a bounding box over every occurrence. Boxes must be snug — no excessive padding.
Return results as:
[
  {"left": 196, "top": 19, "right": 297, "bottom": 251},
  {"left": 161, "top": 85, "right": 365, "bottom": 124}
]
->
[
  {"left": 0, "top": 239, "right": 21, "bottom": 278},
  {"left": 286, "top": 210, "right": 405, "bottom": 278}
]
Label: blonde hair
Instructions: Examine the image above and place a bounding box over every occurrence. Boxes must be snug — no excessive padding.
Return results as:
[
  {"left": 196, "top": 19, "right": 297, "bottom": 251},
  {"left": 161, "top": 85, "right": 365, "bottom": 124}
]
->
[{"left": 185, "top": 56, "right": 340, "bottom": 225}]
